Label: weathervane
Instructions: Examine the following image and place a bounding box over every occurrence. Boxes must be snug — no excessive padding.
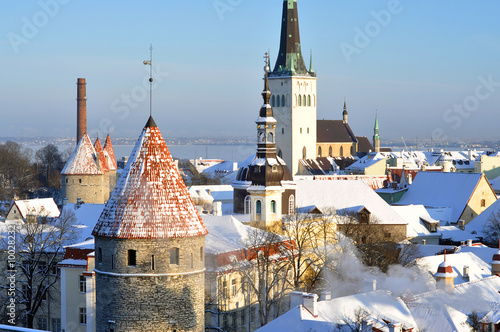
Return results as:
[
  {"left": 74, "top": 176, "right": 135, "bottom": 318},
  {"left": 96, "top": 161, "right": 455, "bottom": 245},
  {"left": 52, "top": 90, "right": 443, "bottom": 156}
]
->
[
  {"left": 143, "top": 44, "right": 153, "bottom": 117},
  {"left": 264, "top": 51, "right": 270, "bottom": 69}
]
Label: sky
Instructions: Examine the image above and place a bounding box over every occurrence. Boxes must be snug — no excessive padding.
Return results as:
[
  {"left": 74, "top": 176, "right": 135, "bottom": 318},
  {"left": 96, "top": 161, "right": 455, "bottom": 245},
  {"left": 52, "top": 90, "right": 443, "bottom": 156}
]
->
[{"left": 1, "top": 0, "right": 500, "bottom": 143}]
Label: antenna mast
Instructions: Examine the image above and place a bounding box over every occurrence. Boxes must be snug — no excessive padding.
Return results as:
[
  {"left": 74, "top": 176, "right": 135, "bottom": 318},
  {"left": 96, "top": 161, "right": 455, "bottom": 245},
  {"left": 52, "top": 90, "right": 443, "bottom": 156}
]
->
[{"left": 143, "top": 44, "right": 153, "bottom": 117}]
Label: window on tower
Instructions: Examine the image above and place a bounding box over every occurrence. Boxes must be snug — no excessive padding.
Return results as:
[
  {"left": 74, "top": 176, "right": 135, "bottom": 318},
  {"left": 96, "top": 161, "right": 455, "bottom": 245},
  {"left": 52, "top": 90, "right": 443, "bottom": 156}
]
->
[
  {"left": 271, "top": 95, "right": 275, "bottom": 107},
  {"left": 318, "top": 146, "right": 322, "bottom": 157},
  {"left": 307, "top": 95, "right": 311, "bottom": 106},
  {"left": 282, "top": 95, "right": 285, "bottom": 107},
  {"left": 302, "top": 147, "right": 307, "bottom": 159},
  {"left": 127, "top": 250, "right": 136, "bottom": 266},
  {"left": 244, "top": 196, "right": 252, "bottom": 214},
  {"left": 298, "top": 95, "right": 302, "bottom": 106},
  {"left": 170, "top": 247, "right": 180, "bottom": 265},
  {"left": 277, "top": 95, "right": 281, "bottom": 107},
  {"left": 271, "top": 200, "right": 276, "bottom": 214},
  {"left": 268, "top": 132, "right": 274, "bottom": 143},
  {"left": 256, "top": 200, "right": 262, "bottom": 214}
]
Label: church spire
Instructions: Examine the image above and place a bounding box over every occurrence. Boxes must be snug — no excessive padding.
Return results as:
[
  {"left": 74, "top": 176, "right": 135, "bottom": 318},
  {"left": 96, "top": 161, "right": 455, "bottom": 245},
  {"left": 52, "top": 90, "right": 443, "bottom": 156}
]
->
[
  {"left": 343, "top": 98, "right": 348, "bottom": 123},
  {"left": 273, "top": 0, "right": 312, "bottom": 76},
  {"left": 373, "top": 111, "right": 380, "bottom": 152}
]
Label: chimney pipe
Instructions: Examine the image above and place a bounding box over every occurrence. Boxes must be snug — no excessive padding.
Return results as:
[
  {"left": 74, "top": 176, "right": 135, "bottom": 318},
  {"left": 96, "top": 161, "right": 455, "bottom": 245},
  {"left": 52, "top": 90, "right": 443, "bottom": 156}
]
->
[{"left": 77, "top": 78, "right": 87, "bottom": 144}]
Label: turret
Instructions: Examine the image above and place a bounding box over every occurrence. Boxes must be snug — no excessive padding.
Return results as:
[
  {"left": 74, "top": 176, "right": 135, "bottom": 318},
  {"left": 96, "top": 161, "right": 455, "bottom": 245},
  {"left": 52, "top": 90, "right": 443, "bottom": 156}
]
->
[
  {"left": 343, "top": 98, "right": 348, "bottom": 123},
  {"left": 373, "top": 112, "right": 380, "bottom": 153},
  {"left": 434, "top": 252, "right": 456, "bottom": 292}
]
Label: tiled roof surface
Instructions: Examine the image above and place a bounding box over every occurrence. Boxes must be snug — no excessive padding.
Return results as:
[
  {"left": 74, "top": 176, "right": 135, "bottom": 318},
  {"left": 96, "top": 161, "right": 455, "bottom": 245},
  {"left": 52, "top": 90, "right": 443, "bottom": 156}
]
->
[
  {"left": 92, "top": 117, "right": 208, "bottom": 239},
  {"left": 94, "top": 138, "right": 110, "bottom": 172},
  {"left": 61, "top": 134, "right": 103, "bottom": 175},
  {"left": 104, "top": 134, "right": 117, "bottom": 170},
  {"left": 317, "top": 120, "right": 357, "bottom": 143}
]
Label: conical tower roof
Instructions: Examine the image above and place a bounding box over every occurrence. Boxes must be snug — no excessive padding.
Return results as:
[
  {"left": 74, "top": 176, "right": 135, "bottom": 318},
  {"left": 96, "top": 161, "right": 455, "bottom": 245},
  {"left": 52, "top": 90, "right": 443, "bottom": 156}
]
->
[
  {"left": 61, "top": 133, "right": 103, "bottom": 175},
  {"left": 103, "top": 134, "right": 117, "bottom": 171},
  {"left": 92, "top": 116, "right": 208, "bottom": 239},
  {"left": 94, "top": 138, "right": 110, "bottom": 173}
]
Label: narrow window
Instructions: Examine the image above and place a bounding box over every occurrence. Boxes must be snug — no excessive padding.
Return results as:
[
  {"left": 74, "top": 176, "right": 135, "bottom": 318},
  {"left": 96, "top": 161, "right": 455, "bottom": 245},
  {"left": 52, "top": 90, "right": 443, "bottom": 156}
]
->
[
  {"left": 307, "top": 127, "right": 309, "bottom": 134},
  {"left": 281, "top": 95, "right": 285, "bottom": 107},
  {"left": 277, "top": 95, "right": 281, "bottom": 107},
  {"left": 256, "top": 200, "right": 262, "bottom": 214},
  {"left": 79, "top": 275, "right": 86, "bottom": 293},
  {"left": 307, "top": 95, "right": 311, "bottom": 106},
  {"left": 481, "top": 199, "right": 486, "bottom": 207},
  {"left": 232, "top": 279, "right": 237, "bottom": 296},
  {"left": 288, "top": 195, "right": 295, "bottom": 215},
  {"left": 79, "top": 178, "right": 82, "bottom": 183},
  {"left": 271, "top": 200, "right": 277, "bottom": 214},
  {"left": 282, "top": 128, "right": 284, "bottom": 135},
  {"left": 340, "top": 146, "right": 344, "bottom": 157},
  {"left": 111, "top": 254, "right": 114, "bottom": 269},
  {"left": 268, "top": 132, "right": 274, "bottom": 143},
  {"left": 271, "top": 95, "right": 275, "bottom": 107},
  {"left": 300, "top": 128, "right": 302, "bottom": 134},
  {"left": 318, "top": 146, "right": 322, "bottom": 157},
  {"left": 191, "top": 253, "right": 194, "bottom": 268},
  {"left": 170, "top": 248, "right": 179, "bottom": 265},
  {"left": 244, "top": 196, "right": 252, "bottom": 215},
  {"left": 223, "top": 280, "right": 228, "bottom": 299},
  {"left": 65, "top": 178, "right": 68, "bottom": 183},
  {"left": 200, "top": 247, "right": 204, "bottom": 262},
  {"left": 97, "top": 247, "right": 102, "bottom": 264},
  {"left": 79, "top": 308, "right": 87, "bottom": 324},
  {"left": 151, "top": 255, "right": 155, "bottom": 270},
  {"left": 302, "top": 146, "right": 307, "bottom": 159},
  {"left": 329, "top": 146, "right": 333, "bottom": 157},
  {"left": 128, "top": 250, "right": 136, "bottom": 266},
  {"left": 298, "top": 95, "right": 302, "bottom": 106}
]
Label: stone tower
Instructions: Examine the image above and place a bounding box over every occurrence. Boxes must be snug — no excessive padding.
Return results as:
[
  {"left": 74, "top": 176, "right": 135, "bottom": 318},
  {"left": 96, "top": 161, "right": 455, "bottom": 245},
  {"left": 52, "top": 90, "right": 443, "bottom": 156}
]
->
[
  {"left": 103, "top": 134, "right": 118, "bottom": 193},
  {"left": 269, "top": 0, "right": 317, "bottom": 175},
  {"left": 92, "top": 116, "right": 208, "bottom": 332},
  {"left": 247, "top": 61, "right": 295, "bottom": 231},
  {"left": 61, "top": 133, "right": 107, "bottom": 204},
  {"left": 373, "top": 113, "right": 380, "bottom": 153}
]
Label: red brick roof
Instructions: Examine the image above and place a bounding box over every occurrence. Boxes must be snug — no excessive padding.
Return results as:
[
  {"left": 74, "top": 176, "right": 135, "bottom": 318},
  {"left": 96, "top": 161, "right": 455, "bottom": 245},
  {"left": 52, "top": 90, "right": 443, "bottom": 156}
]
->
[
  {"left": 92, "top": 117, "right": 208, "bottom": 239},
  {"left": 104, "top": 134, "right": 117, "bottom": 171},
  {"left": 61, "top": 133, "right": 104, "bottom": 175}
]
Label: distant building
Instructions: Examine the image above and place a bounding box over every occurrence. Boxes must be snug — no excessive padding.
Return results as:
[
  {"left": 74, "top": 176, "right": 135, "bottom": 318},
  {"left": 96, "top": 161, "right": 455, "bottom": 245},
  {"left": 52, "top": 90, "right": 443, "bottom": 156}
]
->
[{"left": 5, "top": 197, "right": 60, "bottom": 223}]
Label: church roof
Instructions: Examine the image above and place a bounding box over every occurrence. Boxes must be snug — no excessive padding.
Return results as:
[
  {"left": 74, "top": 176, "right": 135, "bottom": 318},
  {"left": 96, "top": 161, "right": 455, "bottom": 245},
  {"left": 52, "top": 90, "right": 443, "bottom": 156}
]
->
[
  {"left": 61, "top": 133, "right": 103, "bottom": 175},
  {"left": 94, "top": 138, "right": 110, "bottom": 173},
  {"left": 103, "top": 134, "right": 117, "bottom": 171},
  {"left": 317, "top": 120, "right": 357, "bottom": 143},
  {"left": 92, "top": 116, "right": 208, "bottom": 239},
  {"left": 356, "top": 136, "right": 374, "bottom": 153}
]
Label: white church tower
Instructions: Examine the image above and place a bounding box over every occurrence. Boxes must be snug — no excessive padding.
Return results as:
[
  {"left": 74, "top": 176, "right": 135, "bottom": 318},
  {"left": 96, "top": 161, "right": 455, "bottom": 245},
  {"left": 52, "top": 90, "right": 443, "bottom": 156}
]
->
[{"left": 269, "top": 0, "right": 317, "bottom": 175}]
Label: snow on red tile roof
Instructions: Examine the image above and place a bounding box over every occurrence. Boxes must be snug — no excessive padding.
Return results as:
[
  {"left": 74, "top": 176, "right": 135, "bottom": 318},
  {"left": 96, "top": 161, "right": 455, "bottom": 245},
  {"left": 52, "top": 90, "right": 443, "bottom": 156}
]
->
[
  {"left": 61, "top": 133, "right": 103, "bottom": 175},
  {"left": 104, "top": 134, "right": 117, "bottom": 170},
  {"left": 94, "top": 138, "right": 110, "bottom": 173},
  {"left": 92, "top": 117, "right": 208, "bottom": 239}
]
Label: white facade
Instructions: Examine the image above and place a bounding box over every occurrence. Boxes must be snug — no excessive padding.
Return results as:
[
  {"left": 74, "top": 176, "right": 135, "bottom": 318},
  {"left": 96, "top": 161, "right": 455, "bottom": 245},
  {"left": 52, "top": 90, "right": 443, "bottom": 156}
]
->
[
  {"left": 269, "top": 75, "right": 317, "bottom": 175},
  {"left": 248, "top": 186, "right": 284, "bottom": 230}
]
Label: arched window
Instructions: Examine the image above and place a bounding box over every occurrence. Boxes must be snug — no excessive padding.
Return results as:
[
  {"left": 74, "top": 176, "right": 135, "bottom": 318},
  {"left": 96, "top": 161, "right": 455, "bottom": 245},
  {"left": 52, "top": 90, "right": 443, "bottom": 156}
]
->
[
  {"left": 281, "top": 95, "right": 286, "bottom": 107},
  {"left": 329, "top": 146, "right": 333, "bottom": 157},
  {"left": 307, "top": 95, "right": 311, "bottom": 106},
  {"left": 271, "top": 95, "right": 275, "bottom": 107},
  {"left": 340, "top": 146, "right": 344, "bottom": 157},
  {"left": 288, "top": 195, "right": 295, "bottom": 215},
  {"left": 259, "top": 132, "right": 265, "bottom": 142},
  {"left": 278, "top": 149, "right": 283, "bottom": 158},
  {"left": 282, "top": 128, "right": 284, "bottom": 135},
  {"left": 271, "top": 200, "right": 276, "bottom": 214},
  {"left": 481, "top": 199, "right": 486, "bottom": 207},
  {"left": 318, "top": 146, "right": 322, "bottom": 157},
  {"left": 303, "top": 95, "right": 306, "bottom": 106},
  {"left": 268, "top": 132, "right": 274, "bottom": 143},
  {"left": 256, "top": 200, "right": 262, "bottom": 214},
  {"left": 302, "top": 146, "right": 307, "bottom": 159},
  {"left": 298, "top": 95, "right": 302, "bottom": 106},
  {"left": 277, "top": 95, "right": 281, "bottom": 107},
  {"left": 244, "top": 196, "right": 252, "bottom": 214}
]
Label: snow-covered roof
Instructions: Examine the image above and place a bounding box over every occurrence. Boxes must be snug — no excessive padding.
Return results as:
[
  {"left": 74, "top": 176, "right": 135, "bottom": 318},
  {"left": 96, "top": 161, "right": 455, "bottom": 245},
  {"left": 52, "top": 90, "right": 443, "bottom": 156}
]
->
[
  {"left": 345, "top": 152, "right": 390, "bottom": 172},
  {"left": 257, "top": 291, "right": 417, "bottom": 332},
  {"left": 396, "top": 172, "right": 490, "bottom": 224},
  {"left": 92, "top": 117, "right": 208, "bottom": 239},
  {"left": 392, "top": 205, "right": 440, "bottom": 238},
  {"left": 416, "top": 252, "right": 491, "bottom": 284},
  {"left": 8, "top": 198, "right": 60, "bottom": 220},
  {"left": 63, "top": 203, "right": 105, "bottom": 243},
  {"left": 203, "top": 215, "right": 252, "bottom": 254},
  {"left": 295, "top": 180, "right": 407, "bottom": 225},
  {"left": 61, "top": 133, "right": 103, "bottom": 175},
  {"left": 94, "top": 137, "right": 110, "bottom": 172}
]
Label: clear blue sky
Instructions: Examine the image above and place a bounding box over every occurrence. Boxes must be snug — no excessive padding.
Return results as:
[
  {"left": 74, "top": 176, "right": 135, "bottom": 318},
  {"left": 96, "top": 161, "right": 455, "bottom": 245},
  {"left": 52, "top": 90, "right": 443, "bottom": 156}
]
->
[{"left": 1, "top": 0, "right": 500, "bottom": 144}]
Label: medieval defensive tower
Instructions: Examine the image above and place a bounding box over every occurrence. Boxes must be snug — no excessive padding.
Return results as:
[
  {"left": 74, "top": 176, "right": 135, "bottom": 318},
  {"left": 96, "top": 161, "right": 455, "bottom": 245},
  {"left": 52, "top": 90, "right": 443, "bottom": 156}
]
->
[{"left": 92, "top": 116, "right": 208, "bottom": 332}]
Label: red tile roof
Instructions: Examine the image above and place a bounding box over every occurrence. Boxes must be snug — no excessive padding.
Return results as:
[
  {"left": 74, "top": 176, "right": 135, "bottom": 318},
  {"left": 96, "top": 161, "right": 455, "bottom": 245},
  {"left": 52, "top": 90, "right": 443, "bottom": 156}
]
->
[
  {"left": 61, "top": 133, "right": 104, "bottom": 175},
  {"left": 104, "top": 134, "right": 117, "bottom": 171},
  {"left": 94, "top": 138, "right": 110, "bottom": 172},
  {"left": 92, "top": 117, "right": 208, "bottom": 239}
]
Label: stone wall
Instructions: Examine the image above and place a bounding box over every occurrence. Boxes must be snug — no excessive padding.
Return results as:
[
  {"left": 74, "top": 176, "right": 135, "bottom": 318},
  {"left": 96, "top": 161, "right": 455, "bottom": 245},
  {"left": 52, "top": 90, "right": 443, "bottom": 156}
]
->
[
  {"left": 62, "top": 174, "right": 107, "bottom": 204},
  {"left": 94, "top": 236, "right": 205, "bottom": 332}
]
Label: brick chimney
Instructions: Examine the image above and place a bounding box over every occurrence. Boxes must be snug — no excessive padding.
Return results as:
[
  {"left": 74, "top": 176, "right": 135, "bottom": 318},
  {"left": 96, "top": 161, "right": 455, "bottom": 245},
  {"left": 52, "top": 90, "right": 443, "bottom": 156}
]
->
[{"left": 77, "top": 78, "right": 87, "bottom": 144}]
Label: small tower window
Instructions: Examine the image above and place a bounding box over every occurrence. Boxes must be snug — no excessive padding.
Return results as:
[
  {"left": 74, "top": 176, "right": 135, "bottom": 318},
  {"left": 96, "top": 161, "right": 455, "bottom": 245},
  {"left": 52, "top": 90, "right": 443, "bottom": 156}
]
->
[
  {"left": 282, "top": 128, "right": 284, "bottom": 135},
  {"left": 170, "top": 248, "right": 180, "bottom": 265},
  {"left": 329, "top": 146, "right": 333, "bottom": 157},
  {"left": 191, "top": 253, "right": 194, "bottom": 268},
  {"left": 256, "top": 200, "right": 262, "bottom": 214},
  {"left": 65, "top": 178, "right": 68, "bottom": 183},
  {"left": 244, "top": 196, "right": 252, "bottom": 214},
  {"left": 151, "top": 255, "right": 155, "bottom": 270},
  {"left": 300, "top": 128, "right": 302, "bottom": 134},
  {"left": 318, "top": 146, "right": 322, "bottom": 157},
  {"left": 271, "top": 95, "right": 275, "bottom": 107},
  {"left": 340, "top": 146, "right": 344, "bottom": 157},
  {"left": 298, "top": 95, "right": 302, "bottom": 106},
  {"left": 302, "top": 147, "right": 307, "bottom": 159},
  {"left": 271, "top": 200, "right": 277, "bottom": 214},
  {"left": 282, "top": 95, "right": 286, "bottom": 107},
  {"left": 307, "top": 95, "right": 311, "bottom": 106},
  {"left": 289, "top": 195, "right": 295, "bottom": 215},
  {"left": 97, "top": 247, "right": 102, "bottom": 264},
  {"left": 277, "top": 95, "right": 281, "bottom": 107},
  {"left": 200, "top": 246, "right": 204, "bottom": 262},
  {"left": 307, "top": 127, "right": 309, "bottom": 134},
  {"left": 79, "top": 179, "right": 82, "bottom": 183},
  {"left": 268, "top": 132, "right": 274, "bottom": 143},
  {"left": 127, "top": 250, "right": 136, "bottom": 266},
  {"left": 303, "top": 95, "right": 306, "bottom": 106},
  {"left": 481, "top": 199, "right": 486, "bottom": 207}
]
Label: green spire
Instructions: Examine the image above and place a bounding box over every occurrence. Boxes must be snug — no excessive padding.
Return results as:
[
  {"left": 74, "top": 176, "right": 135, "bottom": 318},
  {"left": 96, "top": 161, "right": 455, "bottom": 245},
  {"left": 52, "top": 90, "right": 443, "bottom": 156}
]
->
[{"left": 373, "top": 111, "right": 380, "bottom": 140}]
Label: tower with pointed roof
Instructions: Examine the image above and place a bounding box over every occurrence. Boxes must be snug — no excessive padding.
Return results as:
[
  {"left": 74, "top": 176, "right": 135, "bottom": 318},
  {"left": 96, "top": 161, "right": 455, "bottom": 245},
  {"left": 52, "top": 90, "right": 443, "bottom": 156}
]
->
[
  {"left": 269, "top": 0, "right": 317, "bottom": 175},
  {"left": 373, "top": 113, "right": 381, "bottom": 153},
  {"left": 103, "top": 134, "right": 118, "bottom": 192},
  {"left": 92, "top": 117, "right": 208, "bottom": 332}
]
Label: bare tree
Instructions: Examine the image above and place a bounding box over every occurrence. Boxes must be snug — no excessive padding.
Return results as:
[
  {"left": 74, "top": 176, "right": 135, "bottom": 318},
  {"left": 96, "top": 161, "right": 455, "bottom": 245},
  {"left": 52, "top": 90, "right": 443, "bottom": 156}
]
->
[
  {"left": 0, "top": 141, "right": 37, "bottom": 200},
  {"left": 35, "top": 144, "right": 63, "bottom": 188},
  {"left": 482, "top": 209, "right": 500, "bottom": 245},
  {"left": 0, "top": 208, "right": 79, "bottom": 327}
]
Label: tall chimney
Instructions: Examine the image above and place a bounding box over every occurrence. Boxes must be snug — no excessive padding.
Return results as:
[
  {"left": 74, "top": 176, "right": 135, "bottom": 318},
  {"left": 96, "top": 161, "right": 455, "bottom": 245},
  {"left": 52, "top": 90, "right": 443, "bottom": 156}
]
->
[{"left": 77, "top": 78, "right": 87, "bottom": 144}]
